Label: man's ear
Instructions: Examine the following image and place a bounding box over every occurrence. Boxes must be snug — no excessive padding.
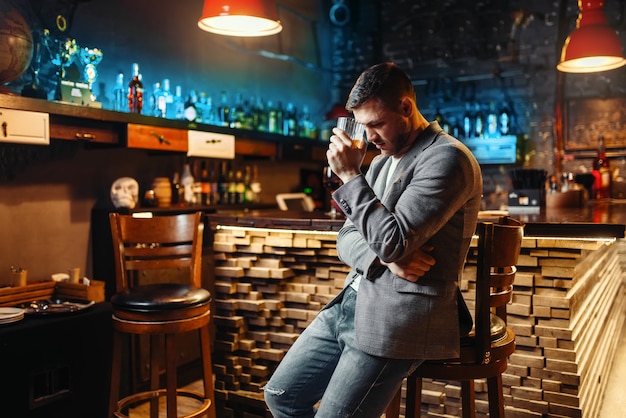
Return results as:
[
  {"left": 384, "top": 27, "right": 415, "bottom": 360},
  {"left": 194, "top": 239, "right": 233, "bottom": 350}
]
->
[{"left": 400, "top": 97, "right": 413, "bottom": 116}]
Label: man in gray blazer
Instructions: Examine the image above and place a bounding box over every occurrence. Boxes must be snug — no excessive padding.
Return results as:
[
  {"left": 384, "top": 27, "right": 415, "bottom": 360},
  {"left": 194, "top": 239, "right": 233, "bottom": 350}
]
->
[{"left": 264, "top": 62, "right": 482, "bottom": 417}]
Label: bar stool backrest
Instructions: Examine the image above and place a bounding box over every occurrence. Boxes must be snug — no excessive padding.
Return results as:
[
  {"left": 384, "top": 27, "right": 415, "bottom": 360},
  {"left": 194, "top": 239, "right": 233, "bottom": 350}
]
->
[{"left": 109, "top": 212, "right": 204, "bottom": 293}]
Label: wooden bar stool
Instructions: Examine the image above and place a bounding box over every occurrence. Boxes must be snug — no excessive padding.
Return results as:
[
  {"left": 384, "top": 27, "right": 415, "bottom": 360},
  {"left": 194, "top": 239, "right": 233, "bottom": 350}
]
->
[
  {"left": 108, "top": 212, "right": 216, "bottom": 418},
  {"left": 386, "top": 216, "right": 524, "bottom": 418}
]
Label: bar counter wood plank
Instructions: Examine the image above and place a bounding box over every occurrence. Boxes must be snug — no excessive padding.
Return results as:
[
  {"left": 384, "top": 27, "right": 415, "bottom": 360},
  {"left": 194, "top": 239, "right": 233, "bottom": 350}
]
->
[{"left": 205, "top": 202, "right": 625, "bottom": 417}]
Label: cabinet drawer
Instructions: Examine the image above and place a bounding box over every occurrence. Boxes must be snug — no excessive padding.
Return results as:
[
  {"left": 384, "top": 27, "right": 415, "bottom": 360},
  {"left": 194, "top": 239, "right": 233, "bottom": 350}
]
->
[
  {"left": 50, "top": 116, "right": 120, "bottom": 144},
  {"left": 127, "top": 123, "right": 187, "bottom": 151},
  {"left": 235, "top": 138, "right": 276, "bottom": 157},
  {"left": 0, "top": 108, "right": 49, "bottom": 145}
]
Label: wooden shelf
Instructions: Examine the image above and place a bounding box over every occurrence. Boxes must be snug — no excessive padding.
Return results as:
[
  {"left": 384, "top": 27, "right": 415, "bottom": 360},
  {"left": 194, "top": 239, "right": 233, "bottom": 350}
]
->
[{"left": 0, "top": 93, "right": 332, "bottom": 160}]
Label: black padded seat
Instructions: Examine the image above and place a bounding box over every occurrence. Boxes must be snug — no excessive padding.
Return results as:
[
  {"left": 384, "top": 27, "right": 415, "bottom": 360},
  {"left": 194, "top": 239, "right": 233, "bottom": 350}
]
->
[{"left": 111, "top": 283, "right": 211, "bottom": 312}]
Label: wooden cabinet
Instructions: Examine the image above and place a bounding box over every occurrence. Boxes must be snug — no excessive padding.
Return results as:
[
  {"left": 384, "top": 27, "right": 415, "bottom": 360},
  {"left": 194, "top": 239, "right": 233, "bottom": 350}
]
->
[
  {"left": 127, "top": 123, "right": 188, "bottom": 151},
  {"left": 50, "top": 115, "right": 120, "bottom": 144},
  {"left": 235, "top": 137, "right": 277, "bottom": 158},
  {"left": 0, "top": 94, "right": 332, "bottom": 161},
  {"left": 0, "top": 108, "right": 49, "bottom": 145},
  {"left": 0, "top": 303, "right": 112, "bottom": 418}
]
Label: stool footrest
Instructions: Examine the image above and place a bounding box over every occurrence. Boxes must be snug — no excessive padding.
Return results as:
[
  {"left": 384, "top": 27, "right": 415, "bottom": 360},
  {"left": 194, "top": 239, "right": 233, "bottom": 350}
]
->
[{"left": 114, "top": 388, "right": 211, "bottom": 418}]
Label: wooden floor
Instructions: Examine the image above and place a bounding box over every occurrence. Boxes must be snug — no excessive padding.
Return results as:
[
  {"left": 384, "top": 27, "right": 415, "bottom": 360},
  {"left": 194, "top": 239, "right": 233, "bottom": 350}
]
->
[{"left": 128, "top": 310, "right": 626, "bottom": 418}]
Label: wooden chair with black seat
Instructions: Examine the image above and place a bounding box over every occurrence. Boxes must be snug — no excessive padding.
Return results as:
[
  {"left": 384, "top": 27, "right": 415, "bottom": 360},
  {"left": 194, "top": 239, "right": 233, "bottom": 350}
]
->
[
  {"left": 385, "top": 216, "right": 524, "bottom": 418},
  {"left": 108, "top": 211, "right": 216, "bottom": 418}
]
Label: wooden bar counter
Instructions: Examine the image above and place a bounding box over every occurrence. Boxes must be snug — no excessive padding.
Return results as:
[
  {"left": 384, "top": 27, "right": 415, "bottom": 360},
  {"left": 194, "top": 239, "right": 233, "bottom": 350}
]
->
[{"left": 205, "top": 201, "right": 625, "bottom": 417}]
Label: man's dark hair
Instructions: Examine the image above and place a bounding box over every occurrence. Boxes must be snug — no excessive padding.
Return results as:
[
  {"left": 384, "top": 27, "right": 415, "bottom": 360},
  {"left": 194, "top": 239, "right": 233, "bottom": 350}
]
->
[{"left": 346, "top": 62, "right": 416, "bottom": 111}]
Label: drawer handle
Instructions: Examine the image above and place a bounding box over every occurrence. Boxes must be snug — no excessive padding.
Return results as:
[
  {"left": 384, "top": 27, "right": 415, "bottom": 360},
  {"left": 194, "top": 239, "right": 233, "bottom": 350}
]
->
[
  {"left": 150, "top": 132, "right": 170, "bottom": 145},
  {"left": 206, "top": 139, "right": 221, "bottom": 144},
  {"left": 75, "top": 132, "right": 96, "bottom": 140}
]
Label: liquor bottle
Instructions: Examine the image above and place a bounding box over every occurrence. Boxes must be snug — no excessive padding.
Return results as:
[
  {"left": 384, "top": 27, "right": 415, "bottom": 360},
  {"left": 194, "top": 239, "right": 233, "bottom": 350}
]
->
[
  {"left": 113, "top": 72, "right": 126, "bottom": 112},
  {"left": 181, "top": 163, "right": 195, "bottom": 205},
  {"left": 193, "top": 91, "right": 205, "bottom": 123},
  {"left": 200, "top": 161, "right": 210, "bottom": 205},
  {"left": 250, "top": 164, "right": 262, "bottom": 203},
  {"left": 209, "top": 162, "right": 219, "bottom": 204},
  {"left": 275, "top": 101, "right": 284, "bottom": 134},
  {"left": 230, "top": 93, "right": 244, "bottom": 129},
  {"left": 593, "top": 135, "right": 611, "bottom": 199},
  {"left": 473, "top": 102, "right": 484, "bottom": 138},
  {"left": 146, "top": 82, "right": 159, "bottom": 116},
  {"left": 218, "top": 161, "right": 229, "bottom": 204},
  {"left": 198, "top": 92, "right": 213, "bottom": 123},
  {"left": 299, "top": 105, "right": 315, "bottom": 138},
  {"left": 171, "top": 171, "right": 183, "bottom": 206},
  {"left": 486, "top": 101, "right": 498, "bottom": 137},
  {"left": 462, "top": 102, "right": 473, "bottom": 139},
  {"left": 128, "top": 63, "right": 143, "bottom": 114},
  {"left": 242, "top": 97, "right": 254, "bottom": 129},
  {"left": 227, "top": 166, "right": 236, "bottom": 205},
  {"left": 253, "top": 96, "right": 267, "bottom": 131},
  {"left": 156, "top": 78, "right": 172, "bottom": 118},
  {"left": 153, "top": 81, "right": 165, "bottom": 118},
  {"left": 183, "top": 90, "right": 198, "bottom": 122},
  {"left": 267, "top": 100, "right": 278, "bottom": 133},
  {"left": 217, "top": 91, "right": 230, "bottom": 127},
  {"left": 172, "top": 85, "right": 185, "bottom": 120},
  {"left": 499, "top": 103, "right": 511, "bottom": 136},
  {"left": 192, "top": 161, "right": 203, "bottom": 205},
  {"left": 235, "top": 169, "right": 245, "bottom": 204},
  {"left": 244, "top": 165, "right": 254, "bottom": 203},
  {"left": 283, "top": 102, "right": 297, "bottom": 136}
]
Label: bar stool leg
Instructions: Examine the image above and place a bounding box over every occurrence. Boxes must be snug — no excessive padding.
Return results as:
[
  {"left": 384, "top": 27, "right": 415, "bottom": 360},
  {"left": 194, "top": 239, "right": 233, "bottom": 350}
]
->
[
  {"left": 487, "top": 375, "right": 505, "bottom": 417},
  {"left": 109, "top": 330, "right": 123, "bottom": 418},
  {"left": 166, "top": 333, "right": 178, "bottom": 418},
  {"left": 149, "top": 334, "right": 160, "bottom": 418},
  {"left": 461, "top": 380, "right": 476, "bottom": 418}
]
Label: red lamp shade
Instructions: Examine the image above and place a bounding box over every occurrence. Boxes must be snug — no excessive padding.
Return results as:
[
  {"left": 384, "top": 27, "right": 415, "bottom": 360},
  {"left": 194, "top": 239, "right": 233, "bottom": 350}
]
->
[
  {"left": 198, "top": 0, "right": 282, "bottom": 37},
  {"left": 557, "top": 0, "right": 626, "bottom": 73}
]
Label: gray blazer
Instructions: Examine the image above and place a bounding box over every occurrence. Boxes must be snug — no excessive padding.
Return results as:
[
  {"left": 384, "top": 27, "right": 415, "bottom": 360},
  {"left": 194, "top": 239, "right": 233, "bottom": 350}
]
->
[{"left": 328, "top": 122, "right": 482, "bottom": 359}]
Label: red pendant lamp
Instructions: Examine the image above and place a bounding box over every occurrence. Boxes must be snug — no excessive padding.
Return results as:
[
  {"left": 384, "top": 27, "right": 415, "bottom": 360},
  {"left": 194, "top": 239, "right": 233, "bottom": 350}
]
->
[
  {"left": 557, "top": 0, "right": 626, "bottom": 73},
  {"left": 198, "top": 0, "right": 282, "bottom": 37}
]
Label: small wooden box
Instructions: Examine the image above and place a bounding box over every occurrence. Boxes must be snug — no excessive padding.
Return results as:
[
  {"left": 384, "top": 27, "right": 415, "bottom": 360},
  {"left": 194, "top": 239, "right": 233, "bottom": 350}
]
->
[
  {"left": 55, "top": 280, "right": 105, "bottom": 303},
  {"left": 0, "top": 281, "right": 56, "bottom": 307}
]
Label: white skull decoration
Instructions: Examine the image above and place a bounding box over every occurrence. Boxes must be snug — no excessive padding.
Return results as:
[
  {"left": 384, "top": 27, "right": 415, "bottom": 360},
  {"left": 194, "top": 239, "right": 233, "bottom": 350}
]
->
[{"left": 110, "top": 177, "right": 139, "bottom": 209}]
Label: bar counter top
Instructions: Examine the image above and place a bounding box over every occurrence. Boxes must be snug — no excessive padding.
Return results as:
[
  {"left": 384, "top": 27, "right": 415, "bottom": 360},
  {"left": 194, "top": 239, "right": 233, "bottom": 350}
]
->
[{"left": 208, "top": 199, "right": 626, "bottom": 239}]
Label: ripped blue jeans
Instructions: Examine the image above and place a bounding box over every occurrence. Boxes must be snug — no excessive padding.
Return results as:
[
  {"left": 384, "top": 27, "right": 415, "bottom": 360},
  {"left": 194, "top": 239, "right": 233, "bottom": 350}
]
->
[{"left": 263, "top": 286, "right": 423, "bottom": 417}]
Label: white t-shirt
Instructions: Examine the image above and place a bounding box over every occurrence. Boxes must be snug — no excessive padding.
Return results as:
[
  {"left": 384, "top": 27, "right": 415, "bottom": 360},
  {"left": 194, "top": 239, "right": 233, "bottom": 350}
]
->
[{"left": 351, "top": 156, "right": 403, "bottom": 291}]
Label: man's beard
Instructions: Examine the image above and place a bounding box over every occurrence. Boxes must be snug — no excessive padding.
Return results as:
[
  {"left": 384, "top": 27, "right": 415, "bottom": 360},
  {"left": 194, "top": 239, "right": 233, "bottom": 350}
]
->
[{"left": 388, "top": 118, "right": 412, "bottom": 156}]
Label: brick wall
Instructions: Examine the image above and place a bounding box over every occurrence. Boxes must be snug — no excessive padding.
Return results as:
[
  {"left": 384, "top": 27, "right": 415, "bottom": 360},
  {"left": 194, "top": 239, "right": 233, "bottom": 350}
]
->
[{"left": 330, "top": 0, "right": 626, "bottom": 207}]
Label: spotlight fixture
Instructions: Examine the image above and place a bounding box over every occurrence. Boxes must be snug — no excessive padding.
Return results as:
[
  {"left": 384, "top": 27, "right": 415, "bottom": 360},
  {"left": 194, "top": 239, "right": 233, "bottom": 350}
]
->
[
  {"left": 198, "top": 0, "right": 283, "bottom": 37},
  {"left": 557, "top": 0, "right": 626, "bottom": 73}
]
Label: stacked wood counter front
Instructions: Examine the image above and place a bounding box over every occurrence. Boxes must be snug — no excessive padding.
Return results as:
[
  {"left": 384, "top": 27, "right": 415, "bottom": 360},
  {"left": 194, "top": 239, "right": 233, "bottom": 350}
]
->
[
  {"left": 459, "top": 237, "right": 623, "bottom": 418},
  {"left": 207, "top": 221, "right": 345, "bottom": 415},
  {"left": 206, "top": 212, "right": 624, "bottom": 417}
]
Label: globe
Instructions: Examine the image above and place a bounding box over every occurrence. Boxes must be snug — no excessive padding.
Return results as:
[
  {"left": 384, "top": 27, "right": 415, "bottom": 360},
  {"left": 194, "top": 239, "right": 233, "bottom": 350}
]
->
[{"left": 0, "top": 1, "right": 33, "bottom": 86}]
